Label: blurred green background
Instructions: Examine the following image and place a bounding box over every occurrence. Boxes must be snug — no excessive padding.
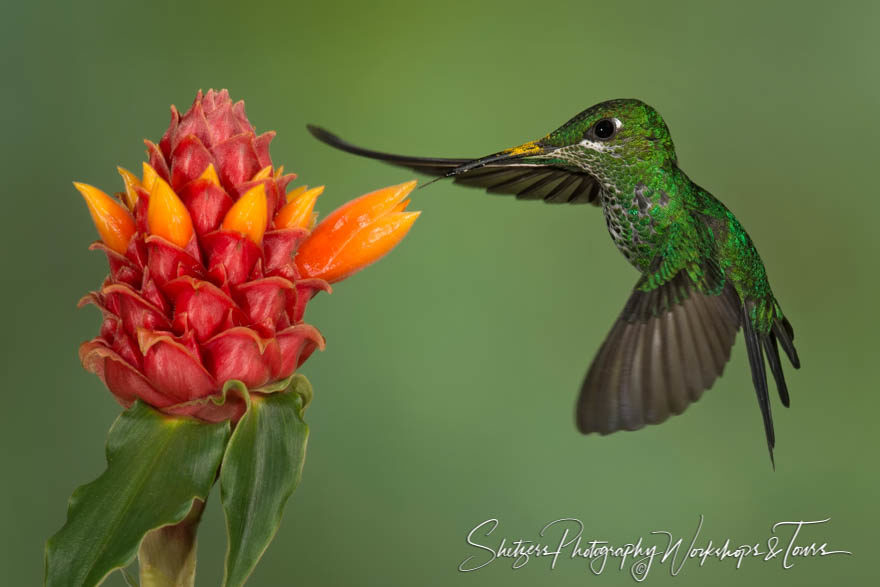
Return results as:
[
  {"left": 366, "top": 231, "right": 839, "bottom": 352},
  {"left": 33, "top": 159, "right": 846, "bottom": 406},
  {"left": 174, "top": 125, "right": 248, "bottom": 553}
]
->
[{"left": 2, "top": 0, "right": 877, "bottom": 584}]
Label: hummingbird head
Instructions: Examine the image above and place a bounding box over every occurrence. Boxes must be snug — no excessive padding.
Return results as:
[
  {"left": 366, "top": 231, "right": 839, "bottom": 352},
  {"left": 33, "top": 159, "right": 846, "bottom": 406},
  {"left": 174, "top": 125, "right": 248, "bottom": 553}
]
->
[
  {"left": 448, "top": 99, "right": 677, "bottom": 191},
  {"left": 544, "top": 99, "right": 677, "bottom": 165}
]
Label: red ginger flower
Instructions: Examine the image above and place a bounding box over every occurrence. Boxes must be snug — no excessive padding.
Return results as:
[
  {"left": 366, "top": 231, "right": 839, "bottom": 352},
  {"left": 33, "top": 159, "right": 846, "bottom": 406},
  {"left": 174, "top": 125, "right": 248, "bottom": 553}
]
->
[{"left": 76, "top": 89, "right": 419, "bottom": 422}]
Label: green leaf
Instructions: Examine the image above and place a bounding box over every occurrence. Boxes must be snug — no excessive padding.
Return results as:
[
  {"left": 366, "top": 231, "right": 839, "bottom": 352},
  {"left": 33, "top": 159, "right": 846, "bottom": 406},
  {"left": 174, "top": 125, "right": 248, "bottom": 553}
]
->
[
  {"left": 137, "top": 498, "right": 204, "bottom": 587},
  {"left": 220, "top": 376, "right": 311, "bottom": 587},
  {"left": 45, "top": 402, "right": 230, "bottom": 587},
  {"left": 119, "top": 567, "right": 138, "bottom": 587}
]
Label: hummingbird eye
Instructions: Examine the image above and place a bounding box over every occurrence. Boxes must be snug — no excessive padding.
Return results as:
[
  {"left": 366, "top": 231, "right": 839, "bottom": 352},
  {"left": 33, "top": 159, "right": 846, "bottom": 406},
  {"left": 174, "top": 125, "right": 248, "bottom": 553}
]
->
[{"left": 593, "top": 118, "right": 617, "bottom": 140}]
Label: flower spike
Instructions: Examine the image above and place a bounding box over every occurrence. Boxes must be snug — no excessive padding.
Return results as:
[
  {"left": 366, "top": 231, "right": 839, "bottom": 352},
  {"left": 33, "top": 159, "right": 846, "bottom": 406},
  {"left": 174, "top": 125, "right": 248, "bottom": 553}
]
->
[
  {"left": 61, "top": 88, "right": 430, "bottom": 587},
  {"left": 74, "top": 182, "right": 136, "bottom": 255},
  {"left": 73, "top": 89, "right": 421, "bottom": 426}
]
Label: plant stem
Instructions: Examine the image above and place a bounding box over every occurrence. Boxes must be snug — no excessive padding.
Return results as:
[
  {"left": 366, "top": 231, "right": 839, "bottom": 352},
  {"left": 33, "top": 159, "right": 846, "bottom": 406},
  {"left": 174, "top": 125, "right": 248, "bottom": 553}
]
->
[{"left": 138, "top": 499, "right": 205, "bottom": 587}]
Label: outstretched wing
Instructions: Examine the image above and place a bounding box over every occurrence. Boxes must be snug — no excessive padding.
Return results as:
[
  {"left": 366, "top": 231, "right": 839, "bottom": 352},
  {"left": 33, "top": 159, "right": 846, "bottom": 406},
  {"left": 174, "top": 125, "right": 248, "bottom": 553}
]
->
[
  {"left": 576, "top": 270, "right": 742, "bottom": 436},
  {"left": 577, "top": 266, "right": 799, "bottom": 466},
  {"left": 307, "top": 125, "right": 602, "bottom": 205}
]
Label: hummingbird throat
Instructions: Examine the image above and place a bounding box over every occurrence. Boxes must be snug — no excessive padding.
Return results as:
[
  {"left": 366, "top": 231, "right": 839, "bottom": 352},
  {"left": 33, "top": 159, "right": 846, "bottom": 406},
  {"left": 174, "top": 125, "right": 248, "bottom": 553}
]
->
[{"left": 555, "top": 143, "right": 674, "bottom": 269}]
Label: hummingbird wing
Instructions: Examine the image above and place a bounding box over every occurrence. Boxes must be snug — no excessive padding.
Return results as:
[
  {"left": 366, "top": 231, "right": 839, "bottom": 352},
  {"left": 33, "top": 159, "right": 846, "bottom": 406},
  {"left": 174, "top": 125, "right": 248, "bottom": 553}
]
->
[
  {"left": 307, "top": 125, "right": 602, "bottom": 205},
  {"left": 576, "top": 268, "right": 742, "bottom": 437}
]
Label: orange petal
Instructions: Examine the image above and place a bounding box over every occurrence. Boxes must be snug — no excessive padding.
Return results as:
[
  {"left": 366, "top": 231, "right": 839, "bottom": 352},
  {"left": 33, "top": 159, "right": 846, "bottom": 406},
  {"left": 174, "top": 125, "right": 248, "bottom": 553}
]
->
[
  {"left": 305, "top": 180, "right": 417, "bottom": 255},
  {"left": 221, "top": 184, "right": 268, "bottom": 245},
  {"left": 147, "top": 176, "right": 194, "bottom": 248},
  {"left": 275, "top": 186, "right": 324, "bottom": 230},
  {"left": 297, "top": 210, "right": 420, "bottom": 283},
  {"left": 251, "top": 165, "right": 273, "bottom": 181},
  {"left": 285, "top": 185, "right": 308, "bottom": 203},
  {"left": 74, "top": 182, "right": 136, "bottom": 254},
  {"left": 116, "top": 167, "right": 141, "bottom": 210},
  {"left": 142, "top": 162, "right": 160, "bottom": 194},
  {"left": 274, "top": 165, "right": 285, "bottom": 180},
  {"left": 199, "top": 163, "right": 221, "bottom": 187},
  {"left": 391, "top": 198, "right": 411, "bottom": 213}
]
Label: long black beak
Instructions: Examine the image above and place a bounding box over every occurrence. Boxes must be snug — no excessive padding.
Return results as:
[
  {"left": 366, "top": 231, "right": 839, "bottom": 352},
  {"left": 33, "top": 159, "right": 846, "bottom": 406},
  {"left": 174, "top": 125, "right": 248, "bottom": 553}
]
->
[{"left": 445, "top": 139, "right": 558, "bottom": 177}]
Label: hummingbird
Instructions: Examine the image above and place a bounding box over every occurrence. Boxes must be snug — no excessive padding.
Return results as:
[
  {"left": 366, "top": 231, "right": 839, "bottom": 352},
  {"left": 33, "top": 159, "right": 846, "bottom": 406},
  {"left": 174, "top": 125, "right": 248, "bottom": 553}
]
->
[{"left": 307, "top": 99, "right": 800, "bottom": 466}]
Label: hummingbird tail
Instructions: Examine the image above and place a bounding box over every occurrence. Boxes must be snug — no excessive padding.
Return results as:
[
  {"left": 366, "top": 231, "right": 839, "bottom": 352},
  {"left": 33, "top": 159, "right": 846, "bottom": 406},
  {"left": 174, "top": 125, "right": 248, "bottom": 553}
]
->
[
  {"left": 763, "top": 332, "right": 790, "bottom": 407},
  {"left": 742, "top": 305, "right": 800, "bottom": 469},
  {"left": 772, "top": 316, "right": 799, "bottom": 369},
  {"left": 742, "top": 306, "right": 775, "bottom": 468}
]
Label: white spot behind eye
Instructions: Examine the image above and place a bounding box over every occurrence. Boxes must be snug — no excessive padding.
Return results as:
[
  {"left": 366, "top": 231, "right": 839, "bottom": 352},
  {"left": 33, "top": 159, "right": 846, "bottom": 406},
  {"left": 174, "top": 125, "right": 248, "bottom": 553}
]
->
[
  {"left": 578, "top": 139, "right": 614, "bottom": 152},
  {"left": 580, "top": 118, "right": 623, "bottom": 151}
]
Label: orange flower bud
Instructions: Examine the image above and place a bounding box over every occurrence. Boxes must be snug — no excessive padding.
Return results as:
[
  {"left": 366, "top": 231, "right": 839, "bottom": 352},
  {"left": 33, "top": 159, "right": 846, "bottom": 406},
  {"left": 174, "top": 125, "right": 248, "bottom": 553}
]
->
[
  {"left": 74, "top": 182, "right": 136, "bottom": 255},
  {"left": 275, "top": 186, "right": 324, "bottom": 230},
  {"left": 392, "top": 198, "right": 411, "bottom": 213},
  {"left": 116, "top": 167, "right": 141, "bottom": 210},
  {"left": 147, "top": 176, "right": 195, "bottom": 248},
  {"left": 285, "top": 185, "right": 309, "bottom": 203},
  {"left": 221, "top": 184, "right": 268, "bottom": 244},
  {"left": 198, "top": 163, "right": 221, "bottom": 187},
  {"left": 142, "top": 162, "right": 160, "bottom": 194},
  {"left": 251, "top": 165, "right": 273, "bottom": 181},
  {"left": 295, "top": 180, "right": 419, "bottom": 283}
]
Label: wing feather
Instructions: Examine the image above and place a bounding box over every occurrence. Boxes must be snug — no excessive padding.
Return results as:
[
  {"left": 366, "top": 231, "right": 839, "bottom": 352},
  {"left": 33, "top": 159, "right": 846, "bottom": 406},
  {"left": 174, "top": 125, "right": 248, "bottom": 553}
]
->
[{"left": 576, "top": 271, "right": 741, "bottom": 435}]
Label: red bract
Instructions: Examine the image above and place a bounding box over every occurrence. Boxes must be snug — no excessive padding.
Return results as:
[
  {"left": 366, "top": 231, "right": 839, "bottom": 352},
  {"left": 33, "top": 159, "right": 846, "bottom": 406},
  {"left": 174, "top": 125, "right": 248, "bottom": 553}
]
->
[{"left": 75, "top": 90, "right": 419, "bottom": 422}]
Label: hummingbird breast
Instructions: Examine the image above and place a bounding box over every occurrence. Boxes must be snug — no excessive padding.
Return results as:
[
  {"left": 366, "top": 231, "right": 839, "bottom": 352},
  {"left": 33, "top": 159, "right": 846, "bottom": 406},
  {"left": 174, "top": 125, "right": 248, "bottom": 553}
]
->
[{"left": 600, "top": 183, "right": 669, "bottom": 269}]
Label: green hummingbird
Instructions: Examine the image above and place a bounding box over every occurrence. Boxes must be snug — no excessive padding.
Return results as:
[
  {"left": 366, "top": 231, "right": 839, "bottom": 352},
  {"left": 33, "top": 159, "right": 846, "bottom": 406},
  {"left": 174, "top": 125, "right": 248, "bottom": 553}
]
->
[{"left": 307, "top": 99, "right": 800, "bottom": 466}]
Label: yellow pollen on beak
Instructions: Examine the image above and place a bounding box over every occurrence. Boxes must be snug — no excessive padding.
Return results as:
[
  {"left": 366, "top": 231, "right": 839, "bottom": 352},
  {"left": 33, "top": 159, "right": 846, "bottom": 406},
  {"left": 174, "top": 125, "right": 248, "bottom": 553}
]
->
[{"left": 502, "top": 141, "right": 542, "bottom": 157}]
